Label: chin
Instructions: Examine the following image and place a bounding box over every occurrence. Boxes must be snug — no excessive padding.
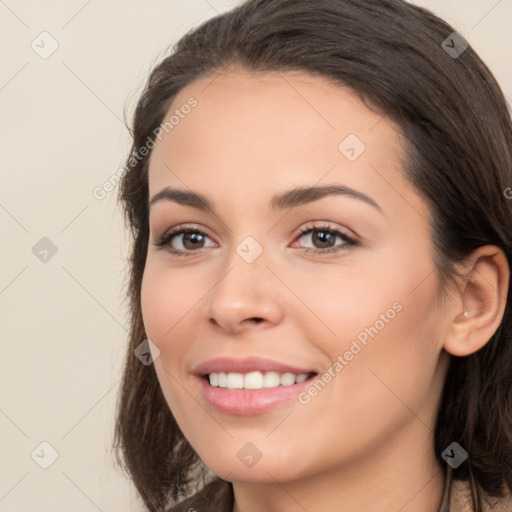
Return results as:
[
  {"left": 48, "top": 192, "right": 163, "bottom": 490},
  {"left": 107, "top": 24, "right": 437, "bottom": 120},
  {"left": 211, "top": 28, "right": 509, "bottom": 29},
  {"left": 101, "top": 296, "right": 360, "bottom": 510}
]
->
[{"left": 199, "top": 451, "right": 310, "bottom": 485}]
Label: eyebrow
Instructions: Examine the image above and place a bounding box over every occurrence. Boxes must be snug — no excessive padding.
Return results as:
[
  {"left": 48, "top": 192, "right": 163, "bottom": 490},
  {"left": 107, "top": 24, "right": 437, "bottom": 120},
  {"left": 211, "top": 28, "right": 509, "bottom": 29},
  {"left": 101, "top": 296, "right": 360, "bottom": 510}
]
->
[{"left": 149, "top": 185, "right": 383, "bottom": 214}]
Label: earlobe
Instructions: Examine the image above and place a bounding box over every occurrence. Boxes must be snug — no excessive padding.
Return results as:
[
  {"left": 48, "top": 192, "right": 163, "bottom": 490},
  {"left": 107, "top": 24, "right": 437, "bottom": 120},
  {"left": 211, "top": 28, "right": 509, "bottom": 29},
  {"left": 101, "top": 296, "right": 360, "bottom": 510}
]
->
[{"left": 443, "top": 245, "right": 509, "bottom": 357}]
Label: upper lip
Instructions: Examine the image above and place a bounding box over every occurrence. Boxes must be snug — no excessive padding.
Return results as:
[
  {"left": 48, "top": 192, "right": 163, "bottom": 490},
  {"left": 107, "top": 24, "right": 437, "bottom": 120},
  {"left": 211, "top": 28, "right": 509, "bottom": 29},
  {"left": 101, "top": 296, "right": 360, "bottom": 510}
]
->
[{"left": 193, "top": 356, "right": 317, "bottom": 376}]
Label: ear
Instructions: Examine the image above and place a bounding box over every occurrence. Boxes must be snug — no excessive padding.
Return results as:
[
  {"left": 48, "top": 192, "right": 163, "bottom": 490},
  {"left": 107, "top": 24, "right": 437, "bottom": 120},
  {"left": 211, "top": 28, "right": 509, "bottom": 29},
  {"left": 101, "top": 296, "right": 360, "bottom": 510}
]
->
[{"left": 443, "top": 245, "right": 509, "bottom": 357}]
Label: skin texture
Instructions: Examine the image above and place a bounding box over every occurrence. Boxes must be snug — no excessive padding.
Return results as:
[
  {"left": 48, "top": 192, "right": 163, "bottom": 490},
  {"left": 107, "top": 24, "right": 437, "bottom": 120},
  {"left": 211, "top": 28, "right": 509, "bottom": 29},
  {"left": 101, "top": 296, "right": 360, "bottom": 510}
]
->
[{"left": 141, "top": 68, "right": 509, "bottom": 512}]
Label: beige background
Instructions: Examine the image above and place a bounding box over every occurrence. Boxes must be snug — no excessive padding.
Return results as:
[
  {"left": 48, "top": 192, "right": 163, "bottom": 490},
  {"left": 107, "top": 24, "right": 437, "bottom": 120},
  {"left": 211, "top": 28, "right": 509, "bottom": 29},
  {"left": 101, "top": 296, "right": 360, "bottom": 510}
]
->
[{"left": 1, "top": 1, "right": 511, "bottom": 510}]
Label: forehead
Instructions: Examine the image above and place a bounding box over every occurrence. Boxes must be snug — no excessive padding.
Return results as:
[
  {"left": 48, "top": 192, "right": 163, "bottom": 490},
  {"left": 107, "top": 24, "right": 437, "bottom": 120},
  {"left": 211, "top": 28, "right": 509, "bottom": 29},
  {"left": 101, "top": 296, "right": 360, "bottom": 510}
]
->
[
  {"left": 146, "top": 68, "right": 426, "bottom": 222},
  {"left": 152, "top": 68, "right": 393, "bottom": 154}
]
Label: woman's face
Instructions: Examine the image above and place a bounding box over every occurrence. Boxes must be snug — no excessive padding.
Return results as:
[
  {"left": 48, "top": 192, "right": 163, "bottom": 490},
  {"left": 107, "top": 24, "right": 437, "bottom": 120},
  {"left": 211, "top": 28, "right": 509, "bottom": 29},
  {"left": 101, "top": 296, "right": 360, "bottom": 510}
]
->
[{"left": 141, "top": 69, "right": 452, "bottom": 483}]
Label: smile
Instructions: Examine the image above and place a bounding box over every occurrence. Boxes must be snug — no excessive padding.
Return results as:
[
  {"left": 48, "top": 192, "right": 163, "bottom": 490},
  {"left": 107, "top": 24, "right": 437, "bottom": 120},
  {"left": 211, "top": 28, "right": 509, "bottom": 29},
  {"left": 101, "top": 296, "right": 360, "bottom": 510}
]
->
[{"left": 208, "top": 371, "right": 315, "bottom": 389}]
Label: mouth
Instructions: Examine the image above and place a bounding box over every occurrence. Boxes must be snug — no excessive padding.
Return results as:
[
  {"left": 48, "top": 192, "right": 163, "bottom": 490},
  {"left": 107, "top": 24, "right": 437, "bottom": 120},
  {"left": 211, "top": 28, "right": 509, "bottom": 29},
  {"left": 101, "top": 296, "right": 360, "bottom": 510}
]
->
[
  {"left": 193, "top": 356, "right": 320, "bottom": 414},
  {"left": 197, "top": 370, "right": 319, "bottom": 415},
  {"left": 204, "top": 370, "right": 318, "bottom": 390}
]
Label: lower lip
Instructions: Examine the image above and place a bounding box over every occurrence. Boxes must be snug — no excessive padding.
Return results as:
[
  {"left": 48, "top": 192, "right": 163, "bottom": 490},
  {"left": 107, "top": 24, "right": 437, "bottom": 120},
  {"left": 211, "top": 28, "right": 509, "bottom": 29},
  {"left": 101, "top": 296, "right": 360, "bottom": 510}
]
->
[{"left": 198, "top": 376, "right": 315, "bottom": 415}]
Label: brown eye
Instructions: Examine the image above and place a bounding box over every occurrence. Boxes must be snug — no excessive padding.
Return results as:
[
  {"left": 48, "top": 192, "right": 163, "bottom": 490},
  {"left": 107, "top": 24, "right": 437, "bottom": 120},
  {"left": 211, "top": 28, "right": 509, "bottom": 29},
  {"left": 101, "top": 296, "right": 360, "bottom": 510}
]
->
[
  {"left": 294, "top": 225, "right": 358, "bottom": 255},
  {"left": 154, "top": 226, "right": 216, "bottom": 256}
]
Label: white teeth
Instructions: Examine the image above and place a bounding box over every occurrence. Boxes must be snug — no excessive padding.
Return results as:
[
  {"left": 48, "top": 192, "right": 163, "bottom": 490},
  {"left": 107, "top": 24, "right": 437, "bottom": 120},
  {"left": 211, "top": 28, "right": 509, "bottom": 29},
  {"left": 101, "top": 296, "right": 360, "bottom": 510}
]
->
[
  {"left": 263, "top": 371, "right": 280, "bottom": 388},
  {"left": 217, "top": 372, "right": 227, "bottom": 387},
  {"left": 209, "top": 372, "right": 219, "bottom": 386},
  {"left": 295, "top": 373, "right": 308, "bottom": 383},
  {"left": 207, "top": 371, "right": 311, "bottom": 389},
  {"left": 280, "top": 372, "right": 296, "bottom": 386},
  {"left": 226, "top": 373, "right": 244, "bottom": 389},
  {"left": 244, "top": 371, "right": 264, "bottom": 389}
]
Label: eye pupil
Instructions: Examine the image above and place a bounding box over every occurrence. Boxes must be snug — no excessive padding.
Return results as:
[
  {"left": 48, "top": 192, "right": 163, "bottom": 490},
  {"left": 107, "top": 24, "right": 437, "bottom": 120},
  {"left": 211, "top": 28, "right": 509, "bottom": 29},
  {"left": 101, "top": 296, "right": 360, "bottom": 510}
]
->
[
  {"left": 312, "top": 230, "right": 335, "bottom": 248},
  {"left": 183, "top": 232, "right": 204, "bottom": 249}
]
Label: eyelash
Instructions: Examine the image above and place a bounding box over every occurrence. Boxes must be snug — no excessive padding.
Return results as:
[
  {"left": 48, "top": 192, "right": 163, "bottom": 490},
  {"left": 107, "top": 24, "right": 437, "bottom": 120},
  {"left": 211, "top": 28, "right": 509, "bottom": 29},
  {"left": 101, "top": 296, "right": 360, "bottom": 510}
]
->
[{"left": 153, "top": 222, "right": 358, "bottom": 258}]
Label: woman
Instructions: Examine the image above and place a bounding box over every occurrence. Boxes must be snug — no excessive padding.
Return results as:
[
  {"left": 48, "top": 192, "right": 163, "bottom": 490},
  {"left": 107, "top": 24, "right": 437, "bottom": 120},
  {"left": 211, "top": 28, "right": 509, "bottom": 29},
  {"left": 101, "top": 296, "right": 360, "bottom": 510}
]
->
[{"left": 113, "top": 1, "right": 512, "bottom": 511}]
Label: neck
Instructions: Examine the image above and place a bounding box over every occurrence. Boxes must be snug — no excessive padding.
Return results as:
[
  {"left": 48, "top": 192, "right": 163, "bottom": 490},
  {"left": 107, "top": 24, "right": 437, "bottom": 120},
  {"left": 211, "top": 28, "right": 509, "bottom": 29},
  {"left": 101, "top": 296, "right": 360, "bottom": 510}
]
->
[{"left": 231, "top": 428, "right": 446, "bottom": 512}]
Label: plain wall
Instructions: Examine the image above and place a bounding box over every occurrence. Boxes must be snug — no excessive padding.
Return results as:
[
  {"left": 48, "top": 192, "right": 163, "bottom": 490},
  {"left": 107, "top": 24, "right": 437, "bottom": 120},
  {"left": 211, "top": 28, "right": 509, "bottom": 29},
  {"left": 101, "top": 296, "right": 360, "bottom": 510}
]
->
[{"left": 1, "top": 1, "right": 511, "bottom": 510}]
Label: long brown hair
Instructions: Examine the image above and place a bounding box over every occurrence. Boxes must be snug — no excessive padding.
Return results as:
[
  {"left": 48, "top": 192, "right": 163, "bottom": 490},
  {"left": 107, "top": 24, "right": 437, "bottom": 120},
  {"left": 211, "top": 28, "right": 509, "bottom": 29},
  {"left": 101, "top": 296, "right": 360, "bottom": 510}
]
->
[{"left": 113, "top": 1, "right": 512, "bottom": 510}]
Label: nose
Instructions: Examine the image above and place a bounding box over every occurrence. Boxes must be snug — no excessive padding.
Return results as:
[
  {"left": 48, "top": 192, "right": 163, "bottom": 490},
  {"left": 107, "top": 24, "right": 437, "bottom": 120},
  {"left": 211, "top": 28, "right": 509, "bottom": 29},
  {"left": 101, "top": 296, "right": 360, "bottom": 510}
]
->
[{"left": 204, "top": 249, "right": 284, "bottom": 335}]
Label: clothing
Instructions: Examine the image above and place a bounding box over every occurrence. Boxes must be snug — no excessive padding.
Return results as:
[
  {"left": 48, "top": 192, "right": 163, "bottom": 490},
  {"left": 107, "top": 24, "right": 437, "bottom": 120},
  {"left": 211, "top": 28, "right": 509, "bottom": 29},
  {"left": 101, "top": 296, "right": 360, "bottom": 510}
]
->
[{"left": 167, "top": 467, "right": 512, "bottom": 512}]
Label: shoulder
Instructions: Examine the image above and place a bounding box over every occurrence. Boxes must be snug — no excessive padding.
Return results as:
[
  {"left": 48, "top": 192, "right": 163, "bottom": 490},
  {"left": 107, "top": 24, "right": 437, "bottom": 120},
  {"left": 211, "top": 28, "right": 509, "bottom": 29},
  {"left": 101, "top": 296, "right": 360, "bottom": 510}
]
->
[
  {"left": 451, "top": 478, "right": 512, "bottom": 512},
  {"left": 166, "top": 479, "right": 233, "bottom": 512}
]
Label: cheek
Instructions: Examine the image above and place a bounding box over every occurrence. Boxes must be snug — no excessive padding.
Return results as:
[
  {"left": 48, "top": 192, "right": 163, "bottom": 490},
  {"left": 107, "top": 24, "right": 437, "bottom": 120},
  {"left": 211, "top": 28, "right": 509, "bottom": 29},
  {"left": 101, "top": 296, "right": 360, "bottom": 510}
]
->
[
  {"left": 141, "top": 270, "right": 167, "bottom": 343},
  {"left": 313, "top": 259, "right": 444, "bottom": 416},
  {"left": 335, "top": 275, "right": 444, "bottom": 422},
  {"left": 140, "top": 262, "right": 206, "bottom": 413},
  {"left": 294, "top": 264, "right": 404, "bottom": 360},
  {"left": 140, "top": 261, "right": 198, "bottom": 341},
  {"left": 140, "top": 270, "right": 188, "bottom": 430}
]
